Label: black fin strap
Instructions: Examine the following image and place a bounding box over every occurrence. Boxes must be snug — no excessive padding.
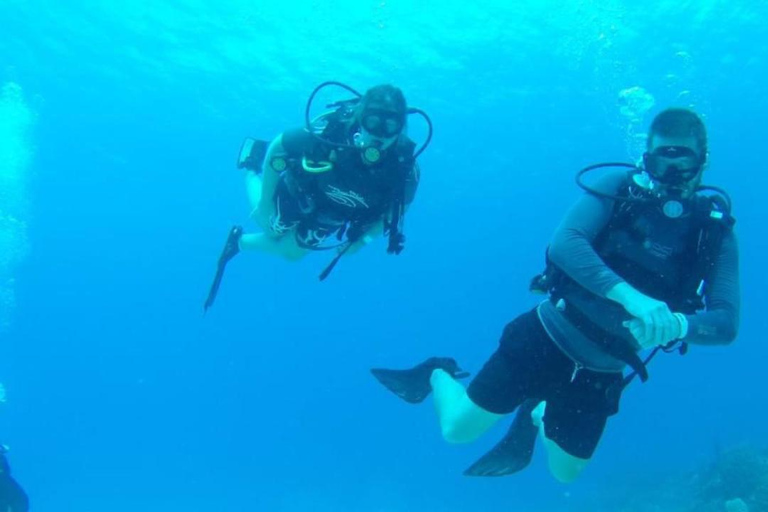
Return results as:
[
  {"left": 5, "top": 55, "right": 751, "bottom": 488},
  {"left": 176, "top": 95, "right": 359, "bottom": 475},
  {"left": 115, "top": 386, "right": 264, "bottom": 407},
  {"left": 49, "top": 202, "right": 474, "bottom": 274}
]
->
[{"left": 318, "top": 243, "right": 352, "bottom": 281}]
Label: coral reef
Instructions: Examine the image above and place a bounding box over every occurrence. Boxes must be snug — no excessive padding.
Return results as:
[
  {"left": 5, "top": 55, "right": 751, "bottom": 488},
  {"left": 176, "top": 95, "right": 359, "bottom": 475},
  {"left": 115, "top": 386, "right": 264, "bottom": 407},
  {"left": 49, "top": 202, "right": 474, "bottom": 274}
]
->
[
  {"left": 579, "top": 446, "right": 768, "bottom": 512},
  {"left": 687, "top": 446, "right": 768, "bottom": 512}
]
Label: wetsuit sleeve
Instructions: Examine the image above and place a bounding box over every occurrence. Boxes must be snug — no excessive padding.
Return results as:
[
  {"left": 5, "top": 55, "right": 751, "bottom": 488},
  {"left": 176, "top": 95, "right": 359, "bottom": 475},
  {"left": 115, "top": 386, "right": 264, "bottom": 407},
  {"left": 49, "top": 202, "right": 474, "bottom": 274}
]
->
[
  {"left": 684, "top": 230, "right": 740, "bottom": 345},
  {"left": 548, "top": 170, "right": 628, "bottom": 297}
]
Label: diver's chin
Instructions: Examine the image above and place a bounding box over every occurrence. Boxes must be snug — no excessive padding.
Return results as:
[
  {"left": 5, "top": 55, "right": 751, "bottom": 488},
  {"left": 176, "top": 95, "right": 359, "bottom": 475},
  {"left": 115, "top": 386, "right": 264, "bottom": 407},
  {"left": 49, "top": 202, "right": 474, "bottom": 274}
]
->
[{"left": 378, "top": 138, "right": 398, "bottom": 151}]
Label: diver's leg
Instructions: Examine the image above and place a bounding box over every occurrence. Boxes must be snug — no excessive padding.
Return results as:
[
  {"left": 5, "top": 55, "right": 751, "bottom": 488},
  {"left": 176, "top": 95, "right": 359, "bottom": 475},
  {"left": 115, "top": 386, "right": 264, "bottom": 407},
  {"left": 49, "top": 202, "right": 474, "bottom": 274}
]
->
[
  {"left": 240, "top": 168, "right": 309, "bottom": 261},
  {"left": 372, "top": 311, "right": 547, "bottom": 445},
  {"left": 430, "top": 369, "right": 503, "bottom": 443},
  {"left": 447, "top": 309, "right": 557, "bottom": 446},
  {"left": 245, "top": 135, "right": 286, "bottom": 229},
  {"left": 463, "top": 309, "right": 587, "bottom": 477},
  {"left": 246, "top": 171, "right": 273, "bottom": 231},
  {"left": 371, "top": 359, "right": 501, "bottom": 443},
  {"left": 537, "top": 370, "right": 623, "bottom": 483},
  {"left": 534, "top": 402, "right": 590, "bottom": 483},
  {"left": 245, "top": 169, "right": 263, "bottom": 210},
  {"left": 463, "top": 398, "right": 541, "bottom": 476},
  {"left": 239, "top": 231, "right": 308, "bottom": 261}
]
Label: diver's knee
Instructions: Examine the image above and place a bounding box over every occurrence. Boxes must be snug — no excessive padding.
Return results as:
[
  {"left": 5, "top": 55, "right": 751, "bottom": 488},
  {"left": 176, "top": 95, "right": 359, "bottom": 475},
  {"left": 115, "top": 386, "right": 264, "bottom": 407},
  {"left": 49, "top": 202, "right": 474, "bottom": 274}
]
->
[
  {"left": 536, "top": 404, "right": 589, "bottom": 482},
  {"left": 250, "top": 207, "right": 273, "bottom": 232},
  {"left": 548, "top": 459, "right": 587, "bottom": 483},
  {"left": 441, "top": 420, "right": 482, "bottom": 444},
  {"left": 543, "top": 437, "right": 589, "bottom": 483},
  {"left": 281, "top": 245, "right": 307, "bottom": 262}
]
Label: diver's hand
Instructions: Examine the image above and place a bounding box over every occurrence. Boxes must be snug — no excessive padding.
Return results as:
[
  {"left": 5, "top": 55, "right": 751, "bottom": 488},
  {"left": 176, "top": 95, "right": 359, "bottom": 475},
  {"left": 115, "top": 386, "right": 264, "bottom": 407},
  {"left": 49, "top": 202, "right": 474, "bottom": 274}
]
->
[
  {"left": 607, "top": 283, "right": 677, "bottom": 348},
  {"left": 623, "top": 312, "right": 688, "bottom": 349},
  {"left": 623, "top": 319, "right": 673, "bottom": 349},
  {"left": 342, "top": 235, "right": 373, "bottom": 256}
]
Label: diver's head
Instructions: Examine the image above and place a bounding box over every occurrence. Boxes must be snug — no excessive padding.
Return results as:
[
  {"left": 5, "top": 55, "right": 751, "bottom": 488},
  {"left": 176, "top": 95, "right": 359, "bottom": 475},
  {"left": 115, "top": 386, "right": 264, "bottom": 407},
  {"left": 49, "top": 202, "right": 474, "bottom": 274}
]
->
[
  {"left": 353, "top": 84, "right": 407, "bottom": 159},
  {"left": 643, "top": 108, "right": 708, "bottom": 197}
]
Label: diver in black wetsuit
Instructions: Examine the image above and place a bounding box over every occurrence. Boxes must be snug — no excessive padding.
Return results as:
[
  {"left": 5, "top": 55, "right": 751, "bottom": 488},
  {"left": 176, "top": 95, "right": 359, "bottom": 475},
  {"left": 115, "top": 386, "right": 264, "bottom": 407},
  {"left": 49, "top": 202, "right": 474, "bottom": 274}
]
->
[
  {"left": 0, "top": 446, "right": 29, "bottom": 511},
  {"left": 371, "top": 108, "right": 740, "bottom": 482},
  {"left": 204, "top": 82, "right": 432, "bottom": 311}
]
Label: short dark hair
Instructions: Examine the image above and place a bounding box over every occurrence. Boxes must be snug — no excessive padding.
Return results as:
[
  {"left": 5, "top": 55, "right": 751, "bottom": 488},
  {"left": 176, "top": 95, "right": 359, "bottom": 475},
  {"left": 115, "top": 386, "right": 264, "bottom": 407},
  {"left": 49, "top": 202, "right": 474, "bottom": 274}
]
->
[
  {"left": 647, "top": 108, "right": 708, "bottom": 154},
  {"left": 361, "top": 84, "right": 407, "bottom": 118}
]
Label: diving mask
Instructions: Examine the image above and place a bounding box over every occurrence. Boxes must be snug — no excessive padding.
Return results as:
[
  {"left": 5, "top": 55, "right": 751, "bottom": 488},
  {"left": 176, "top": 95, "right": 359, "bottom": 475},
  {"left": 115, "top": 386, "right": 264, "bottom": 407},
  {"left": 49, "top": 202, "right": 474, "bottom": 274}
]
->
[
  {"left": 643, "top": 146, "right": 704, "bottom": 186},
  {"left": 361, "top": 108, "right": 404, "bottom": 137}
]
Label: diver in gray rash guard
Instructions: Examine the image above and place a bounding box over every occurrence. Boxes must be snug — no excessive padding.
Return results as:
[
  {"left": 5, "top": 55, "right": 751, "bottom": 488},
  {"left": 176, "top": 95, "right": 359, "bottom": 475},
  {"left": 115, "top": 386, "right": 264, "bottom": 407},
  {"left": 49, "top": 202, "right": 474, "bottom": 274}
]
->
[
  {"left": 0, "top": 446, "right": 29, "bottom": 511},
  {"left": 371, "top": 108, "right": 740, "bottom": 482}
]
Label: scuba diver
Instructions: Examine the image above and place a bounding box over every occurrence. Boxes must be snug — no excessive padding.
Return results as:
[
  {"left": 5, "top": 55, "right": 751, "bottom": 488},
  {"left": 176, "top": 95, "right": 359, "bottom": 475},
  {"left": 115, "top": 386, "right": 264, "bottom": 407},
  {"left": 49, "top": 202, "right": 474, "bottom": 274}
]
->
[
  {"left": 204, "top": 82, "right": 432, "bottom": 311},
  {"left": 371, "top": 108, "right": 740, "bottom": 482},
  {"left": 0, "top": 445, "right": 29, "bottom": 511}
]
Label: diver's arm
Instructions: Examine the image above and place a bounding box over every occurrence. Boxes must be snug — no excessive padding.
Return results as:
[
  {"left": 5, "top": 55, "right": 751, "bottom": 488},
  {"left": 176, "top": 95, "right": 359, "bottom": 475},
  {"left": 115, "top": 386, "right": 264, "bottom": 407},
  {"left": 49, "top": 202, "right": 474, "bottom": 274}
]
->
[
  {"left": 680, "top": 231, "right": 740, "bottom": 345},
  {"left": 247, "top": 134, "right": 287, "bottom": 232},
  {"left": 343, "top": 199, "right": 412, "bottom": 256},
  {"left": 547, "top": 171, "right": 628, "bottom": 297},
  {"left": 345, "top": 162, "right": 419, "bottom": 256},
  {"left": 550, "top": 171, "right": 679, "bottom": 341},
  {"left": 343, "top": 220, "right": 385, "bottom": 255}
]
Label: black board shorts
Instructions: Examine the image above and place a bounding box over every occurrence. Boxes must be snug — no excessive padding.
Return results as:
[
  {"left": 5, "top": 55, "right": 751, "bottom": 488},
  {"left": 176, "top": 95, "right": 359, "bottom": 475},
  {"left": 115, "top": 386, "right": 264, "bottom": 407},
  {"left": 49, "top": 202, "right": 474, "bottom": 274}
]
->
[{"left": 466, "top": 309, "right": 624, "bottom": 459}]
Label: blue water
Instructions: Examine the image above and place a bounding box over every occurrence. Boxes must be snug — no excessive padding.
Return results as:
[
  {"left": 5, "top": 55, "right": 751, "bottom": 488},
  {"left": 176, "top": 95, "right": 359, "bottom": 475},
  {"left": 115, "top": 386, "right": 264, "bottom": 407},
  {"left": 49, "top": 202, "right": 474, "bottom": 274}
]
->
[{"left": 1, "top": 1, "right": 766, "bottom": 510}]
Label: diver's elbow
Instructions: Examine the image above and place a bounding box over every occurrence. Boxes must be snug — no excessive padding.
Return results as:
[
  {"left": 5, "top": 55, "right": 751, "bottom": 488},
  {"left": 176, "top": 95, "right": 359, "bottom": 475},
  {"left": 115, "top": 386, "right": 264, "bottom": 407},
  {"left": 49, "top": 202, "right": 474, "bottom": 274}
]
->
[{"left": 547, "top": 239, "right": 568, "bottom": 268}]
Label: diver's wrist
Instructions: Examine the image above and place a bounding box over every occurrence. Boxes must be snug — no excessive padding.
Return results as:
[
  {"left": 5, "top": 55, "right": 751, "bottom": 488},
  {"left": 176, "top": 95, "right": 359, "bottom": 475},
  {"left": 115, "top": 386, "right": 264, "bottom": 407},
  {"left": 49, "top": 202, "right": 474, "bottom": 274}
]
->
[
  {"left": 674, "top": 313, "right": 689, "bottom": 339},
  {"left": 605, "top": 282, "right": 634, "bottom": 304}
]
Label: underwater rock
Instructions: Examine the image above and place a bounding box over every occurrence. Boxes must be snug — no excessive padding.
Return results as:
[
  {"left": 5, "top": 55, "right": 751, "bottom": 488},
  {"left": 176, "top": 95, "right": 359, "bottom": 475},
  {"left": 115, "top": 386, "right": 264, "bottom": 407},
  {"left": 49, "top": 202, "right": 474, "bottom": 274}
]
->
[
  {"left": 689, "top": 446, "right": 768, "bottom": 512},
  {"left": 578, "top": 446, "right": 768, "bottom": 512},
  {"left": 725, "top": 497, "right": 749, "bottom": 512}
]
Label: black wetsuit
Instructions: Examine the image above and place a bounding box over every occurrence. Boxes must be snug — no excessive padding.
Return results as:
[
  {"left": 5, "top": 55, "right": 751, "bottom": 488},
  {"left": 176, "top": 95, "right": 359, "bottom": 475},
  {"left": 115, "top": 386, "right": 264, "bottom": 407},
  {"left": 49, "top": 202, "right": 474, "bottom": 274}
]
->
[
  {"left": 467, "top": 170, "right": 740, "bottom": 459},
  {"left": 272, "top": 127, "right": 419, "bottom": 249}
]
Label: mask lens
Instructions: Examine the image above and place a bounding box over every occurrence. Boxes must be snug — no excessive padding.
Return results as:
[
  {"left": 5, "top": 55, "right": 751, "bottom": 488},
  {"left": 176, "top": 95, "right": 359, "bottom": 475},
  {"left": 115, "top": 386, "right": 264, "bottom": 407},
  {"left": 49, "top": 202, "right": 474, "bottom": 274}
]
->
[
  {"left": 383, "top": 118, "right": 401, "bottom": 135},
  {"left": 362, "top": 110, "right": 402, "bottom": 137},
  {"left": 362, "top": 114, "right": 382, "bottom": 132},
  {"left": 646, "top": 146, "right": 702, "bottom": 185}
]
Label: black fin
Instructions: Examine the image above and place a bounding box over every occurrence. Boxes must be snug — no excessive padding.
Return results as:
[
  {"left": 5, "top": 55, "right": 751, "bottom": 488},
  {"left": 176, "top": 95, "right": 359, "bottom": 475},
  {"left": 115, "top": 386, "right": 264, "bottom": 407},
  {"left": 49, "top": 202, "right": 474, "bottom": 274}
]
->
[
  {"left": 204, "top": 226, "right": 243, "bottom": 312},
  {"left": 371, "top": 357, "right": 469, "bottom": 404},
  {"left": 319, "top": 243, "right": 351, "bottom": 281},
  {"left": 464, "top": 399, "right": 540, "bottom": 477}
]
